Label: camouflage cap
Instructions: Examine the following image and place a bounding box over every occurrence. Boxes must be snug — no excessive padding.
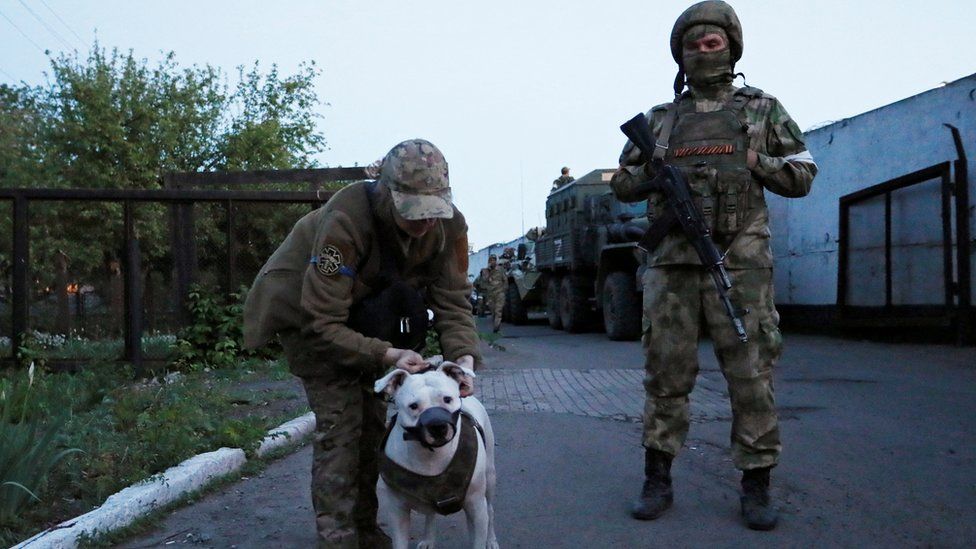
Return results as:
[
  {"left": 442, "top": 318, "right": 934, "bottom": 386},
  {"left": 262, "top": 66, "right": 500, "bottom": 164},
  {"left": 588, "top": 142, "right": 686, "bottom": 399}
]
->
[
  {"left": 380, "top": 138, "right": 454, "bottom": 220},
  {"left": 670, "top": 1, "right": 743, "bottom": 65}
]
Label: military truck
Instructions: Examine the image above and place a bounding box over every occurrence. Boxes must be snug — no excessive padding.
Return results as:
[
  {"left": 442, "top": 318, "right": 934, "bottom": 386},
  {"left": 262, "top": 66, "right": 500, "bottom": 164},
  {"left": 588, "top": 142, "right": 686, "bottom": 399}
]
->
[{"left": 504, "top": 169, "right": 648, "bottom": 340}]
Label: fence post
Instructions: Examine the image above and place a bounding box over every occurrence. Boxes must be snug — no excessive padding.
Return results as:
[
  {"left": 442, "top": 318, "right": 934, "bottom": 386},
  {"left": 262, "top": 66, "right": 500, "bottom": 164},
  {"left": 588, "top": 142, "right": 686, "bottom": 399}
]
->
[
  {"left": 123, "top": 200, "right": 144, "bottom": 376},
  {"left": 11, "top": 195, "right": 29, "bottom": 363},
  {"left": 225, "top": 199, "right": 236, "bottom": 294}
]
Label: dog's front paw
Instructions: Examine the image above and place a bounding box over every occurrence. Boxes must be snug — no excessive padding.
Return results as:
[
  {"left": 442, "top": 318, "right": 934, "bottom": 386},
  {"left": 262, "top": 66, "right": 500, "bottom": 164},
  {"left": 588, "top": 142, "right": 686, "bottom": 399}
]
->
[{"left": 417, "top": 541, "right": 436, "bottom": 549}]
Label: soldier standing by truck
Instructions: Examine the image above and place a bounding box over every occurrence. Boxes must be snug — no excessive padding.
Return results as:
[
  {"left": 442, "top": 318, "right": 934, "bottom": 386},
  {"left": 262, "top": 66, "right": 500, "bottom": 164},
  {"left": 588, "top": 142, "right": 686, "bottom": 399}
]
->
[{"left": 611, "top": 0, "right": 817, "bottom": 531}]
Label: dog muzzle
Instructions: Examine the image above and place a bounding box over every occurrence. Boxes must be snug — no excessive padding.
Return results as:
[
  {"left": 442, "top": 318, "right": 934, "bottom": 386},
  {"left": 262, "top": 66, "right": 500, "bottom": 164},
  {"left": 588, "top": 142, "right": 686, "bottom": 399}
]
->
[{"left": 402, "top": 407, "right": 461, "bottom": 451}]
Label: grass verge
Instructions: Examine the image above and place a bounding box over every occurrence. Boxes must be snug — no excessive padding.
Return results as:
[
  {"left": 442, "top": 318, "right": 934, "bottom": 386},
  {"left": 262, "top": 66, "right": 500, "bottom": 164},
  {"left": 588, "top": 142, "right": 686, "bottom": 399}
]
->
[{"left": 0, "top": 355, "right": 307, "bottom": 547}]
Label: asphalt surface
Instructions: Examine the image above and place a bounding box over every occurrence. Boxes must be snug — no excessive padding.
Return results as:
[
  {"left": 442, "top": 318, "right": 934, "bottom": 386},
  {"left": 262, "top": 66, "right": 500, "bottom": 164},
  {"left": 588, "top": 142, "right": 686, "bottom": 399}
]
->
[{"left": 121, "top": 317, "right": 976, "bottom": 548}]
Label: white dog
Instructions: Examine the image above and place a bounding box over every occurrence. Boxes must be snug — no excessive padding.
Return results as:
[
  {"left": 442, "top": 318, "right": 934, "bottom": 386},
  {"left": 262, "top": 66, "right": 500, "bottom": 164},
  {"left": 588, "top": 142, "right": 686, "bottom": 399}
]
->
[{"left": 374, "top": 359, "right": 499, "bottom": 549}]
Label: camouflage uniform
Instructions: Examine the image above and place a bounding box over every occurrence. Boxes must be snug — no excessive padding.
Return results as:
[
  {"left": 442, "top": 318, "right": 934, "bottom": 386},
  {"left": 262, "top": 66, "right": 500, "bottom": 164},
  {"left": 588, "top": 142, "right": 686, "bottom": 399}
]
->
[
  {"left": 473, "top": 267, "right": 490, "bottom": 316},
  {"left": 484, "top": 256, "right": 509, "bottom": 331},
  {"left": 552, "top": 174, "right": 575, "bottom": 190},
  {"left": 244, "top": 140, "right": 480, "bottom": 548},
  {"left": 611, "top": 9, "right": 817, "bottom": 472}
]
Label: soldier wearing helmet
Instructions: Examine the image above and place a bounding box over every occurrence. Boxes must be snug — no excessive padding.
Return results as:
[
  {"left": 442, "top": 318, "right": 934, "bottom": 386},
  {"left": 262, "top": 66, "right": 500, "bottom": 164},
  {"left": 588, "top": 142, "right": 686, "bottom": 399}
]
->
[
  {"left": 611, "top": 1, "right": 817, "bottom": 531},
  {"left": 243, "top": 139, "right": 480, "bottom": 547}
]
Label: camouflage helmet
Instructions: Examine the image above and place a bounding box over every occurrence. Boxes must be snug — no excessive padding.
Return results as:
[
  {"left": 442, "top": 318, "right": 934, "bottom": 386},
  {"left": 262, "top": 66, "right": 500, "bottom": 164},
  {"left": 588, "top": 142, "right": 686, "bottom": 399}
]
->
[
  {"left": 380, "top": 138, "right": 454, "bottom": 220},
  {"left": 670, "top": 1, "right": 743, "bottom": 66}
]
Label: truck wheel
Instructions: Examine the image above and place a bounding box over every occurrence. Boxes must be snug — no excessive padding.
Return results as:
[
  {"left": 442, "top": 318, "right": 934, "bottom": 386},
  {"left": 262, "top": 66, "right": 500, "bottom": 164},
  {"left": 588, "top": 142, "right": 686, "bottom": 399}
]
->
[
  {"left": 560, "top": 275, "right": 590, "bottom": 333},
  {"left": 506, "top": 283, "right": 528, "bottom": 325},
  {"left": 546, "top": 277, "right": 563, "bottom": 329},
  {"left": 603, "top": 271, "right": 641, "bottom": 341}
]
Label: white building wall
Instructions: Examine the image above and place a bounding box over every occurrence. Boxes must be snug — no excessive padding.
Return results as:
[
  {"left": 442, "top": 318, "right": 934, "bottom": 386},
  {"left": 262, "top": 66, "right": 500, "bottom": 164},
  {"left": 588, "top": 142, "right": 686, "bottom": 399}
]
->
[
  {"left": 768, "top": 73, "right": 976, "bottom": 306},
  {"left": 468, "top": 237, "right": 530, "bottom": 281}
]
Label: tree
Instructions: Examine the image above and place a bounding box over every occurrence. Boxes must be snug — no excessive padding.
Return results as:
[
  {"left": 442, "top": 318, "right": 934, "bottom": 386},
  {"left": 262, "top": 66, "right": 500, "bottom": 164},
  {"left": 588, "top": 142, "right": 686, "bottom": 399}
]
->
[{"left": 0, "top": 45, "right": 328, "bottom": 336}]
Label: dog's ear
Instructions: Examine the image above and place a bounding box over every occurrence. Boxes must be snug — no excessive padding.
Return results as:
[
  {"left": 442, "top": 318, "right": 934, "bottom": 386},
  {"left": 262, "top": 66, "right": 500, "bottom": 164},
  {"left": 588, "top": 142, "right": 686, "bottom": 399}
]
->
[
  {"left": 374, "top": 368, "right": 410, "bottom": 397},
  {"left": 437, "top": 362, "right": 475, "bottom": 394}
]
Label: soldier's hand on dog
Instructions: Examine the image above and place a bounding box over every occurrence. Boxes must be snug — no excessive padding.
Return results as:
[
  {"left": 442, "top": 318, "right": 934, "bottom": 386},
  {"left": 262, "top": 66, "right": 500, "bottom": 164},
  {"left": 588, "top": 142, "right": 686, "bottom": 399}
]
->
[{"left": 384, "top": 348, "right": 427, "bottom": 373}]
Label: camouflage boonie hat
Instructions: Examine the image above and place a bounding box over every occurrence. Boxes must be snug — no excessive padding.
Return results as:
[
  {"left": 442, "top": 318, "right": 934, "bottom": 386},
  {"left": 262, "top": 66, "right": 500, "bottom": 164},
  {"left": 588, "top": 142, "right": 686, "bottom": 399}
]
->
[
  {"left": 380, "top": 139, "right": 454, "bottom": 220},
  {"left": 670, "top": 0, "right": 743, "bottom": 65}
]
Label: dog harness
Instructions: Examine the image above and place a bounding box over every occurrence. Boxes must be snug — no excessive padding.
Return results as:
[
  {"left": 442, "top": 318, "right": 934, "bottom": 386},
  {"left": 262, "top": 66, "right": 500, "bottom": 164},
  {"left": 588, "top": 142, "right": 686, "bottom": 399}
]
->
[{"left": 378, "top": 411, "right": 485, "bottom": 515}]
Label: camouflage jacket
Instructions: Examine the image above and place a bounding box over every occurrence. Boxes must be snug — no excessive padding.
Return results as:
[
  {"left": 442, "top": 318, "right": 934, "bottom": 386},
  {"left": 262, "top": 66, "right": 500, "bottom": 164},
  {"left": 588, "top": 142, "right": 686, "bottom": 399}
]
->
[
  {"left": 483, "top": 265, "right": 508, "bottom": 297},
  {"left": 243, "top": 181, "right": 481, "bottom": 375},
  {"left": 611, "top": 84, "right": 817, "bottom": 269},
  {"left": 552, "top": 175, "right": 575, "bottom": 190}
]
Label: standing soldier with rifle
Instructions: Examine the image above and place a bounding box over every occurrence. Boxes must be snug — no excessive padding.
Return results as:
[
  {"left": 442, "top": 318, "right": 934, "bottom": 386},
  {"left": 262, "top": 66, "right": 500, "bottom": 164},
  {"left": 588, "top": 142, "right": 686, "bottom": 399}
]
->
[{"left": 611, "top": 0, "right": 817, "bottom": 530}]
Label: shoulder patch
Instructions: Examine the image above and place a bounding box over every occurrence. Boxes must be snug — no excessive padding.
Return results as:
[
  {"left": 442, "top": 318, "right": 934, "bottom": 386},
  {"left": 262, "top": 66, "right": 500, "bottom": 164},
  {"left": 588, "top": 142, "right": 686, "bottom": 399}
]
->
[{"left": 315, "top": 245, "right": 343, "bottom": 276}]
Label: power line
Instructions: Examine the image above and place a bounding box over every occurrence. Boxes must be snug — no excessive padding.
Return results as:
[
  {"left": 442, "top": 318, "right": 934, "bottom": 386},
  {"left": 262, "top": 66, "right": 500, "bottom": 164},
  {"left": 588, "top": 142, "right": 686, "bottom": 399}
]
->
[
  {"left": 0, "top": 67, "right": 18, "bottom": 82},
  {"left": 0, "top": 8, "right": 46, "bottom": 54},
  {"left": 17, "top": 0, "right": 75, "bottom": 51},
  {"left": 38, "top": 0, "right": 85, "bottom": 46}
]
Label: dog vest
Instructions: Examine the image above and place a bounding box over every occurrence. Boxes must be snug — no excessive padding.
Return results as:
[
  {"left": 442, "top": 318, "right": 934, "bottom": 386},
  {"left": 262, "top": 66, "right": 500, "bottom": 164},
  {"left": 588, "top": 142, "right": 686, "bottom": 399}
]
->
[{"left": 378, "top": 412, "right": 484, "bottom": 515}]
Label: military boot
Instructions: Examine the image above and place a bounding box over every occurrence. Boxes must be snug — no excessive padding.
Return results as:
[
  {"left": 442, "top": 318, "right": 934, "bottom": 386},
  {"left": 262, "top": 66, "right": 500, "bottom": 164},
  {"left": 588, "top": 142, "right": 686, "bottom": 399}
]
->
[
  {"left": 631, "top": 448, "right": 674, "bottom": 520},
  {"left": 740, "top": 466, "right": 778, "bottom": 531}
]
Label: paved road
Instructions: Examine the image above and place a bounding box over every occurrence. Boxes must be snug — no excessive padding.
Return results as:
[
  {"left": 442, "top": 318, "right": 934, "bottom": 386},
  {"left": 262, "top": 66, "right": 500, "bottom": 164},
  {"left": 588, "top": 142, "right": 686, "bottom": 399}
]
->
[{"left": 122, "top": 318, "right": 976, "bottom": 548}]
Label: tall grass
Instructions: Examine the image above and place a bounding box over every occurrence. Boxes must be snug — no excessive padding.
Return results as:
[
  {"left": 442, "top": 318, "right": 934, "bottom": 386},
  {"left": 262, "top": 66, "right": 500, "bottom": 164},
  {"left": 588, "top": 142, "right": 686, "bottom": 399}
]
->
[{"left": 0, "top": 364, "right": 81, "bottom": 526}]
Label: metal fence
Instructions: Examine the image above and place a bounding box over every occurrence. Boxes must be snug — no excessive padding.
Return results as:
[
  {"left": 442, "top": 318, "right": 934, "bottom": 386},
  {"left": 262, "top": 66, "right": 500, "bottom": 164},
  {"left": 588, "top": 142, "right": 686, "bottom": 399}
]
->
[{"left": 0, "top": 167, "right": 366, "bottom": 374}]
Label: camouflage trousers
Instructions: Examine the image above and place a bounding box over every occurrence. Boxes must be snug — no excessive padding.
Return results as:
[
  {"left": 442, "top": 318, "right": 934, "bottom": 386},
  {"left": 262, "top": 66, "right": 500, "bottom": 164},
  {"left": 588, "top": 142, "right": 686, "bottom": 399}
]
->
[
  {"left": 488, "top": 290, "right": 506, "bottom": 330},
  {"left": 640, "top": 266, "right": 783, "bottom": 470},
  {"left": 282, "top": 333, "right": 391, "bottom": 549}
]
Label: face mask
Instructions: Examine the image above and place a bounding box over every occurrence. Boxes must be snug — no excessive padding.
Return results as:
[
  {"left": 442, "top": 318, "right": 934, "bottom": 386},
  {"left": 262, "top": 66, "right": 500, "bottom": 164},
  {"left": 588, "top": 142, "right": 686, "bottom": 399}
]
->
[
  {"left": 402, "top": 407, "right": 461, "bottom": 451},
  {"left": 683, "top": 48, "right": 733, "bottom": 89}
]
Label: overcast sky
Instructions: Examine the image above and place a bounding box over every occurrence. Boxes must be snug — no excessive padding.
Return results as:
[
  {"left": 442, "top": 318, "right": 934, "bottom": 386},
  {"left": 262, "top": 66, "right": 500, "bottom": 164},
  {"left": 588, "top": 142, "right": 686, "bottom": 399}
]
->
[{"left": 2, "top": 0, "right": 974, "bottom": 250}]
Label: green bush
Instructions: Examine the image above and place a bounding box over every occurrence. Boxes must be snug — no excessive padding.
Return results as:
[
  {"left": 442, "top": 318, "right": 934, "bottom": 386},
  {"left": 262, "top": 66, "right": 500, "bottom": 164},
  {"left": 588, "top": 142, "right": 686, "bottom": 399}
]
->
[{"left": 173, "top": 285, "right": 251, "bottom": 371}]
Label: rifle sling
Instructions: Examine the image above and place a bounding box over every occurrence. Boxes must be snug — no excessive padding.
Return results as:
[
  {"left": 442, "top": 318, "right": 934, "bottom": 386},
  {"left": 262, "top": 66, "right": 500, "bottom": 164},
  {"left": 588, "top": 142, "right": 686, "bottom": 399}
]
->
[{"left": 652, "top": 102, "right": 678, "bottom": 163}]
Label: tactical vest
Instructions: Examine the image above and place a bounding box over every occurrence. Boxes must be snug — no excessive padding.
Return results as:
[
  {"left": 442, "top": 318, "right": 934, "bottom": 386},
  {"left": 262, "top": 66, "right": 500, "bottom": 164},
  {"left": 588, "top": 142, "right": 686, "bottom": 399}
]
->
[
  {"left": 378, "top": 412, "right": 485, "bottom": 515},
  {"left": 653, "top": 87, "right": 766, "bottom": 249}
]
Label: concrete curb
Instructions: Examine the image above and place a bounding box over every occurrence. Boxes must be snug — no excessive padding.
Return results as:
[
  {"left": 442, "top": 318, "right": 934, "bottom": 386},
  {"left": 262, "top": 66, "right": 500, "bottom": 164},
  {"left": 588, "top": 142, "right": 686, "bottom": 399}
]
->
[
  {"left": 14, "top": 413, "right": 314, "bottom": 549},
  {"left": 255, "top": 411, "right": 316, "bottom": 458}
]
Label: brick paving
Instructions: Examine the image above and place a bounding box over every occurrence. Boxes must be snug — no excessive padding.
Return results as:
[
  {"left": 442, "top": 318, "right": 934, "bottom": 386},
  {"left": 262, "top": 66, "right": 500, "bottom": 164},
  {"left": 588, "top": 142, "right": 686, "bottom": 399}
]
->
[{"left": 476, "top": 368, "right": 731, "bottom": 423}]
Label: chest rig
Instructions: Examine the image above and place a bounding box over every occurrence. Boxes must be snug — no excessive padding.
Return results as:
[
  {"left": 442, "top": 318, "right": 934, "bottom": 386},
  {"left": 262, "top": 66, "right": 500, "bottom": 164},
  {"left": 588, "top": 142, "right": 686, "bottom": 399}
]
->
[{"left": 655, "top": 88, "right": 761, "bottom": 240}]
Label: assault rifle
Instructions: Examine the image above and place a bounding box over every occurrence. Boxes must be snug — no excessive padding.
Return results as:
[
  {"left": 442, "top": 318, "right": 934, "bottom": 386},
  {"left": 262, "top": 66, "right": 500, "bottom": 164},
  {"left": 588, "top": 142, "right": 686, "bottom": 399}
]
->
[{"left": 619, "top": 112, "right": 749, "bottom": 343}]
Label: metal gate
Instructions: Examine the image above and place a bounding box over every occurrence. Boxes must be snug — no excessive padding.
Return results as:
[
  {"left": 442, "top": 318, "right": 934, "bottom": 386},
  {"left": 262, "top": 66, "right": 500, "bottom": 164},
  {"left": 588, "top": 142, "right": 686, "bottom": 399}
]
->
[{"left": 837, "top": 126, "right": 971, "bottom": 342}]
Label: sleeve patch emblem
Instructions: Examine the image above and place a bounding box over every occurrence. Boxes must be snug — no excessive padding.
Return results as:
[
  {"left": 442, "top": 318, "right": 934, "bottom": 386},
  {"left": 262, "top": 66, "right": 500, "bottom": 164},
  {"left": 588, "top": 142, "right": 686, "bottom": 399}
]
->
[{"left": 316, "top": 245, "right": 343, "bottom": 276}]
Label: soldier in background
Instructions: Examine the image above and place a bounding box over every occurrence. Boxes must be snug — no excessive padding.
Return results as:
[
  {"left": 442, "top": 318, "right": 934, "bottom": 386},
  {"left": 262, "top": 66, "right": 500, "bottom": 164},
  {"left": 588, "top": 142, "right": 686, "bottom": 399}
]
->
[
  {"left": 483, "top": 254, "right": 509, "bottom": 333},
  {"left": 244, "top": 139, "right": 480, "bottom": 548},
  {"left": 473, "top": 267, "right": 491, "bottom": 317},
  {"left": 551, "top": 166, "right": 575, "bottom": 190},
  {"left": 611, "top": 0, "right": 817, "bottom": 531}
]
